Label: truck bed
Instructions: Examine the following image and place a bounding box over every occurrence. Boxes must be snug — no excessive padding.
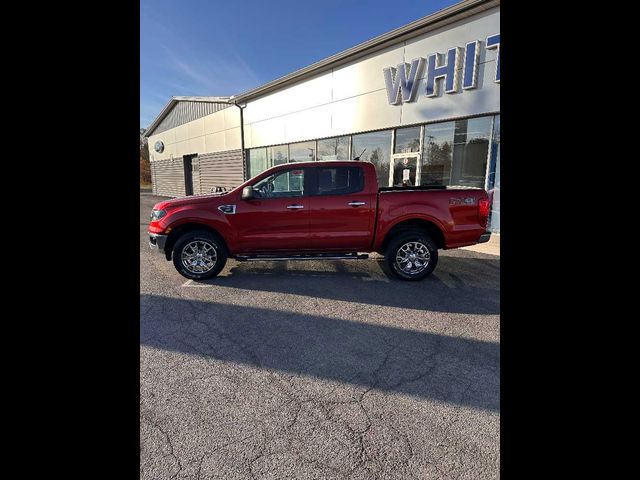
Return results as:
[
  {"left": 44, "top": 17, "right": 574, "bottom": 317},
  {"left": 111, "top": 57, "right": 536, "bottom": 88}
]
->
[
  {"left": 379, "top": 185, "right": 447, "bottom": 192},
  {"left": 378, "top": 185, "right": 483, "bottom": 192},
  {"left": 374, "top": 186, "right": 489, "bottom": 250}
]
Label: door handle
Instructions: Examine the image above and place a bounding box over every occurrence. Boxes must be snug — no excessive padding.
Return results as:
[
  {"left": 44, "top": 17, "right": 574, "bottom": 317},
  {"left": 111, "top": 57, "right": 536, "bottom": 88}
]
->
[
  {"left": 287, "top": 204, "right": 304, "bottom": 209},
  {"left": 348, "top": 201, "right": 366, "bottom": 207}
]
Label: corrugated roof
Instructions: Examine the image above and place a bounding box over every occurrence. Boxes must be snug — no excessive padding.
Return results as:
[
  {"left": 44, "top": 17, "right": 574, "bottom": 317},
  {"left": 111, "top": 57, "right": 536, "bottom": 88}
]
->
[{"left": 144, "top": 96, "right": 232, "bottom": 137}]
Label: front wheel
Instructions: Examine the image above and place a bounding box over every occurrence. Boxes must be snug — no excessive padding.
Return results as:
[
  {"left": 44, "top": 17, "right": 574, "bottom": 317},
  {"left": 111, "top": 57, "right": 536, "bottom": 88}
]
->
[
  {"left": 385, "top": 231, "right": 438, "bottom": 281},
  {"left": 171, "top": 230, "right": 227, "bottom": 280}
]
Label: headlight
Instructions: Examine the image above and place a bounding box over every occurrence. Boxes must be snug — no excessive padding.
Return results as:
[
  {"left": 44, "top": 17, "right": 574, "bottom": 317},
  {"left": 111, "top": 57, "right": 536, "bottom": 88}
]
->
[{"left": 150, "top": 209, "right": 167, "bottom": 221}]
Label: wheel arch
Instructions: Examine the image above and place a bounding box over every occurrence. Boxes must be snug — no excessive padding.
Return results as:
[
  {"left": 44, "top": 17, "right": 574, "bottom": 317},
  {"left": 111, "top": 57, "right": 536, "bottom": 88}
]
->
[
  {"left": 163, "top": 223, "right": 229, "bottom": 260},
  {"left": 379, "top": 218, "right": 446, "bottom": 254}
]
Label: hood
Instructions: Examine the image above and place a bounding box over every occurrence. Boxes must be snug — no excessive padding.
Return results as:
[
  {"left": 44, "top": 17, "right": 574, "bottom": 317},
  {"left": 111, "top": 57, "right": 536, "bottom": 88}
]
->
[{"left": 153, "top": 191, "right": 232, "bottom": 210}]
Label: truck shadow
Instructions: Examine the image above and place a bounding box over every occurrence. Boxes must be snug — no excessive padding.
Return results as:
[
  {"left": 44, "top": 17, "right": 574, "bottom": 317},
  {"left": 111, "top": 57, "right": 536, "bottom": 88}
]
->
[
  {"left": 141, "top": 294, "right": 500, "bottom": 411},
  {"left": 194, "top": 252, "right": 500, "bottom": 315}
]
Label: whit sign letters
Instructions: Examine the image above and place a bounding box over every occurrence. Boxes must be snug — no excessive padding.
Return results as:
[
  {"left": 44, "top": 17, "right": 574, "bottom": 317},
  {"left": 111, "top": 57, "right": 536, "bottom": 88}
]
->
[{"left": 383, "top": 34, "right": 500, "bottom": 105}]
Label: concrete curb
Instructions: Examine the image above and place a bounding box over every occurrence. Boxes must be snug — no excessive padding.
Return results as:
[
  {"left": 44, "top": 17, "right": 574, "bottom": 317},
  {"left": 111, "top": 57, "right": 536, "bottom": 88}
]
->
[{"left": 461, "top": 233, "right": 500, "bottom": 256}]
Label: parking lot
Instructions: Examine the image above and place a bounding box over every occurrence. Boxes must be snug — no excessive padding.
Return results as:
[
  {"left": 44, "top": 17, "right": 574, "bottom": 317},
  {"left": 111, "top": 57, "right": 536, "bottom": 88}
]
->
[{"left": 140, "top": 193, "right": 500, "bottom": 479}]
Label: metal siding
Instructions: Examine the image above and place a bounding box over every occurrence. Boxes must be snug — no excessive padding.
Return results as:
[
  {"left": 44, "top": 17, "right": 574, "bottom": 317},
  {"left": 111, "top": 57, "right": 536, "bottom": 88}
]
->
[
  {"left": 151, "top": 158, "right": 186, "bottom": 197},
  {"left": 241, "top": 150, "right": 247, "bottom": 181},
  {"left": 153, "top": 102, "right": 231, "bottom": 136},
  {"left": 151, "top": 162, "right": 157, "bottom": 195},
  {"left": 198, "top": 149, "right": 245, "bottom": 193}
]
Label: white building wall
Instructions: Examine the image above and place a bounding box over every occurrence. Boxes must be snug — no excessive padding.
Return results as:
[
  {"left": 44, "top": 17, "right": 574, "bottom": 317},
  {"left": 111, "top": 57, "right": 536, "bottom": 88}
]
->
[
  {"left": 148, "top": 107, "right": 241, "bottom": 162},
  {"left": 243, "top": 7, "right": 499, "bottom": 149}
]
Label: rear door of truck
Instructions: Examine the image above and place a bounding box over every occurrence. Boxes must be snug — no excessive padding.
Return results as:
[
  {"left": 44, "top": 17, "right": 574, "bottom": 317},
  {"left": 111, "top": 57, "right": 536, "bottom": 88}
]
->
[{"left": 307, "top": 164, "right": 376, "bottom": 250}]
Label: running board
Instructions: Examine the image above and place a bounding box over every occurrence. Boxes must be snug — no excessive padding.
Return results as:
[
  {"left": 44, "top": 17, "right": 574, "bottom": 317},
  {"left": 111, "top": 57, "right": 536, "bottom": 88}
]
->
[{"left": 234, "top": 252, "right": 369, "bottom": 262}]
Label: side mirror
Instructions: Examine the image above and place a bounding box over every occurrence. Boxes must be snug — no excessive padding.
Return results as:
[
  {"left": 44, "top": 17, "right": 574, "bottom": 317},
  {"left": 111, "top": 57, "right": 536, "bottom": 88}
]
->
[{"left": 241, "top": 186, "right": 254, "bottom": 200}]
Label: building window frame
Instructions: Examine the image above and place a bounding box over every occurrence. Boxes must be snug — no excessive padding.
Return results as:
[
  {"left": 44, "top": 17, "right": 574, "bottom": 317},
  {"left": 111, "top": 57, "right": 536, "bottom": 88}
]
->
[
  {"left": 243, "top": 111, "right": 499, "bottom": 186},
  {"left": 387, "top": 129, "right": 396, "bottom": 186},
  {"left": 484, "top": 115, "right": 497, "bottom": 191}
]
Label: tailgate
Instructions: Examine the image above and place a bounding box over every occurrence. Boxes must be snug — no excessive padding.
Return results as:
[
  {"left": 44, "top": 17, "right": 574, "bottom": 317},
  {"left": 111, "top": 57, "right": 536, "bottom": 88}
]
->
[
  {"left": 448, "top": 189, "right": 489, "bottom": 225},
  {"left": 445, "top": 188, "right": 490, "bottom": 247}
]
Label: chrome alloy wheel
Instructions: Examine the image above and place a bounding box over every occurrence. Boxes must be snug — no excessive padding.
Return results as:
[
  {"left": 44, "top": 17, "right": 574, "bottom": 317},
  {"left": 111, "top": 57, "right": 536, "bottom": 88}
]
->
[
  {"left": 395, "top": 241, "right": 431, "bottom": 275},
  {"left": 181, "top": 240, "right": 217, "bottom": 274}
]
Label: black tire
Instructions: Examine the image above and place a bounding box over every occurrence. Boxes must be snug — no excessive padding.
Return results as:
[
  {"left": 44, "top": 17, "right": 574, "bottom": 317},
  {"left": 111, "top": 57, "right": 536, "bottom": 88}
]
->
[
  {"left": 385, "top": 230, "right": 438, "bottom": 281},
  {"left": 171, "top": 230, "right": 227, "bottom": 280}
]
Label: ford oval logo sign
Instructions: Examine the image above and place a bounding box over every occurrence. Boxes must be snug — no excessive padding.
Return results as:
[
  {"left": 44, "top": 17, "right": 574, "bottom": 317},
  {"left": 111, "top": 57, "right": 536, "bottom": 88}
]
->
[{"left": 154, "top": 140, "right": 164, "bottom": 153}]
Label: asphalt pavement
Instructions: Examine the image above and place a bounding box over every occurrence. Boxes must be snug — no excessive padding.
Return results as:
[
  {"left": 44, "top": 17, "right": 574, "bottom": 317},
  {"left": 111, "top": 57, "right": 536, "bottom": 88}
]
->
[{"left": 140, "top": 192, "right": 500, "bottom": 479}]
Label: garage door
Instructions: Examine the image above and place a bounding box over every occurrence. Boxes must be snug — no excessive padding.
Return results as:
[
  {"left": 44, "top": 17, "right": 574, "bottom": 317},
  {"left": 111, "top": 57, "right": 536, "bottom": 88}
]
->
[
  {"left": 198, "top": 149, "right": 244, "bottom": 194},
  {"left": 151, "top": 158, "right": 186, "bottom": 197}
]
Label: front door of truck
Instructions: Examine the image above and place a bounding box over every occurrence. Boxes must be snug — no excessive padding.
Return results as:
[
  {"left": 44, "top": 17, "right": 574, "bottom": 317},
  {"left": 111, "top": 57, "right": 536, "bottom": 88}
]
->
[
  {"left": 232, "top": 166, "right": 311, "bottom": 252},
  {"left": 308, "top": 165, "right": 375, "bottom": 251}
]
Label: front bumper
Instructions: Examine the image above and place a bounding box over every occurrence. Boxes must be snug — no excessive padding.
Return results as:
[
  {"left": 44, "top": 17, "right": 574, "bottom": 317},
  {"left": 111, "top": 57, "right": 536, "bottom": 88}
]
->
[
  {"left": 149, "top": 233, "right": 168, "bottom": 253},
  {"left": 477, "top": 231, "right": 491, "bottom": 244}
]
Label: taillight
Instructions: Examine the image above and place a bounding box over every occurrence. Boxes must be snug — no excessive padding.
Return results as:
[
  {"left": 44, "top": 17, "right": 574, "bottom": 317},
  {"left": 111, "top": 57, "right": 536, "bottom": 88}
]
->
[{"left": 478, "top": 197, "right": 490, "bottom": 228}]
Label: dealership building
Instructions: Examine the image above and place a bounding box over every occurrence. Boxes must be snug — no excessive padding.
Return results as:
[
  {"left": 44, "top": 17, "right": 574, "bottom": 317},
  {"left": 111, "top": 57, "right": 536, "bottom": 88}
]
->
[{"left": 144, "top": 0, "right": 500, "bottom": 231}]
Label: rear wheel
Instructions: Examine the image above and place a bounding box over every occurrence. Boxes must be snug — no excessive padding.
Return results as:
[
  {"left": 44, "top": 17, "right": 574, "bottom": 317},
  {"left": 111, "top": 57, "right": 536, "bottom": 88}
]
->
[
  {"left": 385, "top": 230, "right": 438, "bottom": 281},
  {"left": 171, "top": 230, "right": 227, "bottom": 280}
]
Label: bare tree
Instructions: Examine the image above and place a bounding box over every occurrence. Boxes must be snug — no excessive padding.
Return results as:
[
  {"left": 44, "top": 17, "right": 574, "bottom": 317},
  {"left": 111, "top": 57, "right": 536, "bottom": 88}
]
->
[{"left": 140, "top": 128, "right": 151, "bottom": 186}]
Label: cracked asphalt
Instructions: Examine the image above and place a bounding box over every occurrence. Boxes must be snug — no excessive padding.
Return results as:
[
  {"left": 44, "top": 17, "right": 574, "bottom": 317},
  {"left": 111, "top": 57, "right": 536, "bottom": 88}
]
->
[{"left": 140, "top": 193, "right": 500, "bottom": 479}]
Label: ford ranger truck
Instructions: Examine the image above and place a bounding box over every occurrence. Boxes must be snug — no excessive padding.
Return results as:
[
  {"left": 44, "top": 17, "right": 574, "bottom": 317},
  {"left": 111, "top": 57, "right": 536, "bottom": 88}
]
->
[{"left": 148, "top": 161, "right": 491, "bottom": 281}]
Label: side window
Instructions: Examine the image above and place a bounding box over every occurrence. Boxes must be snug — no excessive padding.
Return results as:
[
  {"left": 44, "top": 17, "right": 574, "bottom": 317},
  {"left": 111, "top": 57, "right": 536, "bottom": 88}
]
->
[
  {"left": 252, "top": 168, "right": 305, "bottom": 198},
  {"left": 316, "top": 167, "right": 363, "bottom": 195}
]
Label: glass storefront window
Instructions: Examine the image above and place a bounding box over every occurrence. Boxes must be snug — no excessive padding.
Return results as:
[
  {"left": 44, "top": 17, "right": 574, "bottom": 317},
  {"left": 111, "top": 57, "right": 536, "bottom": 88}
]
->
[
  {"left": 352, "top": 130, "right": 392, "bottom": 187},
  {"left": 394, "top": 126, "right": 421, "bottom": 154},
  {"left": 421, "top": 116, "right": 493, "bottom": 188},
  {"left": 421, "top": 121, "right": 455, "bottom": 186},
  {"left": 317, "top": 137, "right": 349, "bottom": 160},
  {"left": 268, "top": 145, "right": 289, "bottom": 166},
  {"left": 247, "top": 148, "right": 268, "bottom": 179},
  {"left": 289, "top": 141, "right": 316, "bottom": 162},
  {"left": 451, "top": 116, "right": 492, "bottom": 188},
  {"left": 247, "top": 115, "right": 497, "bottom": 196}
]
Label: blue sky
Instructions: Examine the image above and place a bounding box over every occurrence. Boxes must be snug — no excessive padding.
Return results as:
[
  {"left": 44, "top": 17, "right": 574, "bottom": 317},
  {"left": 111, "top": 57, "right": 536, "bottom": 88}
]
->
[{"left": 140, "top": 0, "right": 460, "bottom": 128}]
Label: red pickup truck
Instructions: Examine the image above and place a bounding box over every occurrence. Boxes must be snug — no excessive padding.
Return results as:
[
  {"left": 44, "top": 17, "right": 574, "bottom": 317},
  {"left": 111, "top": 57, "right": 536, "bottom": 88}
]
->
[{"left": 148, "top": 161, "right": 490, "bottom": 281}]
